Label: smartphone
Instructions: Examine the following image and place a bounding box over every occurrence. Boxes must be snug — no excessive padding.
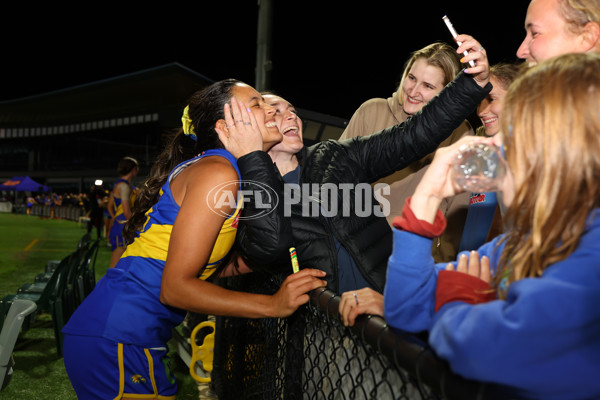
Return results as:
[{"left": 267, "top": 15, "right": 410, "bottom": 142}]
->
[{"left": 442, "top": 15, "right": 476, "bottom": 68}]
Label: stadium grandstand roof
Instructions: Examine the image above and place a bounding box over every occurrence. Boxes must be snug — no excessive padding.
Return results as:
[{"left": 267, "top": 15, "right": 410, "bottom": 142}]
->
[
  {"left": 0, "top": 63, "right": 215, "bottom": 137},
  {"left": 0, "top": 63, "right": 347, "bottom": 193}
]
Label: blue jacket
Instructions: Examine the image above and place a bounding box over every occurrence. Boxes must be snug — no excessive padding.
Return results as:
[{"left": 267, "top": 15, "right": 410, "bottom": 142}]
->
[{"left": 384, "top": 210, "right": 600, "bottom": 400}]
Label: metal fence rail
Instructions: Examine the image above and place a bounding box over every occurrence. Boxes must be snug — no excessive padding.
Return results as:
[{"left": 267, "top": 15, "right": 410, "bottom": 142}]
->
[
  {"left": 307, "top": 288, "right": 511, "bottom": 400},
  {"left": 29, "top": 204, "right": 86, "bottom": 221},
  {"left": 211, "top": 274, "right": 513, "bottom": 400}
]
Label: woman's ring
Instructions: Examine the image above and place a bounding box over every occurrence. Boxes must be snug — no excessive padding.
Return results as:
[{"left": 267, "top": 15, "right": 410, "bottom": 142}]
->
[
  {"left": 235, "top": 119, "right": 243, "bottom": 123},
  {"left": 243, "top": 122, "right": 251, "bottom": 125},
  {"left": 353, "top": 293, "right": 359, "bottom": 305},
  {"left": 479, "top": 46, "right": 485, "bottom": 52}
]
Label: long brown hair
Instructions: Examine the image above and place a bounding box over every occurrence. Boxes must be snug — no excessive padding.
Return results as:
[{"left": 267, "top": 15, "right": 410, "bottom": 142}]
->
[
  {"left": 494, "top": 52, "right": 600, "bottom": 296},
  {"left": 123, "top": 79, "right": 242, "bottom": 243}
]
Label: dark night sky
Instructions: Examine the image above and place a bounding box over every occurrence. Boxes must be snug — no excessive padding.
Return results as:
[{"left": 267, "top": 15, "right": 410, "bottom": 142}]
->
[{"left": 0, "top": 2, "right": 530, "bottom": 120}]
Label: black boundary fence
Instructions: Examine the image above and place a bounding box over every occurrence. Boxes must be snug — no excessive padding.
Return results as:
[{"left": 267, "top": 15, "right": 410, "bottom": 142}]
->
[
  {"left": 211, "top": 273, "right": 515, "bottom": 400},
  {"left": 29, "top": 204, "right": 86, "bottom": 221}
]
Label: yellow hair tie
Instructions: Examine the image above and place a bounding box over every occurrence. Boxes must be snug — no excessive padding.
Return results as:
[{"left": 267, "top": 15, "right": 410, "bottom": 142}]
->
[{"left": 182, "top": 105, "right": 197, "bottom": 141}]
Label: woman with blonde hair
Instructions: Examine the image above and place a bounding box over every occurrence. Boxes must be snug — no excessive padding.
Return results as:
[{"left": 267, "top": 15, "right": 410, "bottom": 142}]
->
[
  {"left": 340, "top": 41, "right": 476, "bottom": 262},
  {"left": 383, "top": 52, "right": 600, "bottom": 399},
  {"left": 517, "top": 0, "right": 600, "bottom": 64},
  {"left": 340, "top": 41, "right": 470, "bottom": 176}
]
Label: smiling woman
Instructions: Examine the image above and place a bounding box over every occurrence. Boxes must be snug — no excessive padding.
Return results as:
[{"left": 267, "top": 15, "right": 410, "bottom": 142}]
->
[
  {"left": 233, "top": 44, "right": 492, "bottom": 303},
  {"left": 383, "top": 51, "right": 600, "bottom": 400},
  {"left": 476, "top": 62, "right": 524, "bottom": 137},
  {"left": 401, "top": 58, "right": 447, "bottom": 115},
  {"left": 338, "top": 41, "right": 478, "bottom": 263},
  {"left": 59, "top": 79, "right": 326, "bottom": 400}
]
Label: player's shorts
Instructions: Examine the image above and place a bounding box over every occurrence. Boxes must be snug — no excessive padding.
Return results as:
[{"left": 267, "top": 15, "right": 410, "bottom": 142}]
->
[
  {"left": 109, "top": 221, "right": 127, "bottom": 251},
  {"left": 63, "top": 334, "right": 177, "bottom": 400}
]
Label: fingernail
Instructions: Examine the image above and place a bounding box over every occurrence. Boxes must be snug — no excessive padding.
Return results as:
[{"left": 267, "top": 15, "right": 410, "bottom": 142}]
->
[{"left": 460, "top": 57, "right": 465, "bottom": 63}]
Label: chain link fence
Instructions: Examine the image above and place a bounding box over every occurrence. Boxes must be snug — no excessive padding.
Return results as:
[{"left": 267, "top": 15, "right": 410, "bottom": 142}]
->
[{"left": 209, "top": 273, "right": 512, "bottom": 400}]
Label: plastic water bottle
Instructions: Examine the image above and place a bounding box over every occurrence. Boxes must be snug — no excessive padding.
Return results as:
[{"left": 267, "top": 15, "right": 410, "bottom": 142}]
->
[{"left": 451, "top": 143, "right": 506, "bottom": 192}]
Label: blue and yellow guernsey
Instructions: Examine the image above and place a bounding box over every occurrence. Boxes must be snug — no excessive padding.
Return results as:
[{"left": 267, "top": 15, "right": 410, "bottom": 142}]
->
[{"left": 63, "top": 149, "right": 241, "bottom": 347}]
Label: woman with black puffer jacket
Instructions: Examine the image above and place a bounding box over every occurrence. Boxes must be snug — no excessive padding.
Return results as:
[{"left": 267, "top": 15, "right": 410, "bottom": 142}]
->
[{"left": 227, "top": 34, "right": 491, "bottom": 296}]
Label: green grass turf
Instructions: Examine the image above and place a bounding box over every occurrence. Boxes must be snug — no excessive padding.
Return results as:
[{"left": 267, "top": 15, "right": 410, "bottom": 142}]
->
[{"left": 0, "top": 213, "right": 201, "bottom": 399}]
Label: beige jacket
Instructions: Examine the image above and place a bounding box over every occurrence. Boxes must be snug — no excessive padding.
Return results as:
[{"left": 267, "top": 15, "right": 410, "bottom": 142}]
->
[{"left": 339, "top": 92, "right": 473, "bottom": 262}]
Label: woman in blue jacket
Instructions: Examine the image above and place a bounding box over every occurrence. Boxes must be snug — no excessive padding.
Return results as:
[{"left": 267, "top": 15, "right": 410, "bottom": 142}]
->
[{"left": 384, "top": 52, "right": 600, "bottom": 399}]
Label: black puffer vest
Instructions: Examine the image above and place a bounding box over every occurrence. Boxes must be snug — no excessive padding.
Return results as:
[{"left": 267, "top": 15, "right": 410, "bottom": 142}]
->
[{"left": 236, "top": 72, "right": 491, "bottom": 293}]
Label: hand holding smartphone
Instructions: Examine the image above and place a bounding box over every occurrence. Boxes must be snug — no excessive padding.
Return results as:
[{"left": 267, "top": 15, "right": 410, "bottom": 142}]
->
[{"left": 442, "top": 15, "right": 476, "bottom": 68}]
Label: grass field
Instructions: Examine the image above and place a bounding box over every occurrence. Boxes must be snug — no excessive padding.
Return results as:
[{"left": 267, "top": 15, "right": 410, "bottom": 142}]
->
[{"left": 0, "top": 213, "right": 201, "bottom": 399}]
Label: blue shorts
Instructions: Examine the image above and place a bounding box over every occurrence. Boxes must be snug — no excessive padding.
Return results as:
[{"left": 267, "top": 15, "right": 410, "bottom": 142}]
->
[
  {"left": 63, "top": 334, "right": 178, "bottom": 399},
  {"left": 109, "top": 221, "right": 127, "bottom": 251}
]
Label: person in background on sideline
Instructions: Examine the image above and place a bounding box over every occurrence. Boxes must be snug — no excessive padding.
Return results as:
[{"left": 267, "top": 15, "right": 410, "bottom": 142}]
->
[
  {"left": 87, "top": 182, "right": 106, "bottom": 239},
  {"left": 62, "top": 79, "right": 327, "bottom": 400},
  {"left": 102, "top": 191, "right": 112, "bottom": 244},
  {"left": 383, "top": 52, "right": 600, "bottom": 400},
  {"left": 108, "top": 156, "right": 139, "bottom": 268},
  {"left": 26, "top": 195, "right": 35, "bottom": 215}
]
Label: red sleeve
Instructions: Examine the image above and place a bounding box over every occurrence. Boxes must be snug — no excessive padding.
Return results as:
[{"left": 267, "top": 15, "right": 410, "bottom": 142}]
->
[
  {"left": 435, "top": 270, "right": 497, "bottom": 312},
  {"left": 392, "top": 197, "right": 446, "bottom": 238}
]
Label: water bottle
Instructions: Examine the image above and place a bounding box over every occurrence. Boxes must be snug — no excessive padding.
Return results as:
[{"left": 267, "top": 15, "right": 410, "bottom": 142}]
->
[{"left": 451, "top": 143, "right": 506, "bottom": 192}]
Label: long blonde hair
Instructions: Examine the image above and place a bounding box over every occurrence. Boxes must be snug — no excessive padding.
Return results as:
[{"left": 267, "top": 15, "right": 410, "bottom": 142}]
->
[{"left": 495, "top": 52, "right": 600, "bottom": 295}]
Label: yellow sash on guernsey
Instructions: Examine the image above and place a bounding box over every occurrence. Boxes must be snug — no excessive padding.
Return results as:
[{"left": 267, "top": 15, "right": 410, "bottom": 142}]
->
[{"left": 122, "top": 190, "right": 242, "bottom": 281}]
